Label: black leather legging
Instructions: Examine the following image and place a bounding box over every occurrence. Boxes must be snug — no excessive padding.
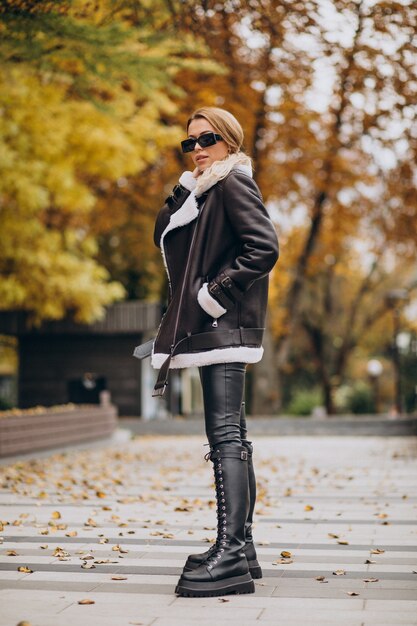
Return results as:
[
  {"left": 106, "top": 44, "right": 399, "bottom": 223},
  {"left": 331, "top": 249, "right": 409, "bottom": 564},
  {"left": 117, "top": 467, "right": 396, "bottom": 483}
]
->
[{"left": 199, "top": 362, "right": 248, "bottom": 447}]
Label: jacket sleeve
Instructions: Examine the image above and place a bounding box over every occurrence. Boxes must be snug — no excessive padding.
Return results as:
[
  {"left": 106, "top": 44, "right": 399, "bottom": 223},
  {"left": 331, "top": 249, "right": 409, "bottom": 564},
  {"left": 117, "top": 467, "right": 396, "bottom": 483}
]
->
[
  {"left": 153, "top": 172, "right": 196, "bottom": 247},
  {"left": 200, "top": 171, "right": 279, "bottom": 313}
]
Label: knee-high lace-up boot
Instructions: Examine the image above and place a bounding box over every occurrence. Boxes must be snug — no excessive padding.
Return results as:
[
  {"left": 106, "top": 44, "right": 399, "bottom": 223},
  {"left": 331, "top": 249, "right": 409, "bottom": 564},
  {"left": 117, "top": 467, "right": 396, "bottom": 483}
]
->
[
  {"left": 183, "top": 440, "right": 262, "bottom": 579},
  {"left": 241, "top": 439, "right": 262, "bottom": 579},
  {"left": 175, "top": 444, "right": 254, "bottom": 597}
]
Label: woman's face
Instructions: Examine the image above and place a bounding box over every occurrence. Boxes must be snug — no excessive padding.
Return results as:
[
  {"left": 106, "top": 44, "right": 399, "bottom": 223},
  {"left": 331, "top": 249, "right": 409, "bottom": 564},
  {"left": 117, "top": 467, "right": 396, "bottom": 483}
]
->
[{"left": 187, "top": 118, "right": 230, "bottom": 172}]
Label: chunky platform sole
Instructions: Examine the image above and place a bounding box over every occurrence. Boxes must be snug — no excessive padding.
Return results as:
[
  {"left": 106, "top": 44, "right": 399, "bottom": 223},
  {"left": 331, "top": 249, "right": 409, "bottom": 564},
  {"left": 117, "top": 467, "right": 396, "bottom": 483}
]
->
[
  {"left": 184, "top": 558, "right": 263, "bottom": 580},
  {"left": 247, "top": 559, "right": 262, "bottom": 579},
  {"left": 175, "top": 572, "right": 255, "bottom": 597}
]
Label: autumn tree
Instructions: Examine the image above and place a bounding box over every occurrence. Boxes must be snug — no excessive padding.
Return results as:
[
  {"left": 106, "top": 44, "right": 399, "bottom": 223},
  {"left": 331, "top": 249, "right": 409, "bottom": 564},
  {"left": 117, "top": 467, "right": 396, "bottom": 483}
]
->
[
  {"left": 0, "top": 0, "right": 213, "bottom": 322},
  {"left": 176, "top": 1, "right": 417, "bottom": 412},
  {"left": 8, "top": 1, "right": 413, "bottom": 410}
]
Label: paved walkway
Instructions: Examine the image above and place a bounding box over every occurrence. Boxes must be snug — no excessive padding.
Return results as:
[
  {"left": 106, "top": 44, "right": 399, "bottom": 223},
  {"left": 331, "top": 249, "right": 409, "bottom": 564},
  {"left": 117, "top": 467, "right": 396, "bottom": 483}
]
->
[
  {"left": 120, "top": 415, "right": 417, "bottom": 437},
  {"left": 0, "top": 432, "right": 416, "bottom": 625}
]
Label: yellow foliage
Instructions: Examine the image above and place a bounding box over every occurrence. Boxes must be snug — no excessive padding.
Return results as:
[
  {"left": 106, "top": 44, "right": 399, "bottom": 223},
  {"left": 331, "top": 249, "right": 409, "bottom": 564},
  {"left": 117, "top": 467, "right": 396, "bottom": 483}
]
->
[{"left": 0, "top": 52, "right": 183, "bottom": 321}]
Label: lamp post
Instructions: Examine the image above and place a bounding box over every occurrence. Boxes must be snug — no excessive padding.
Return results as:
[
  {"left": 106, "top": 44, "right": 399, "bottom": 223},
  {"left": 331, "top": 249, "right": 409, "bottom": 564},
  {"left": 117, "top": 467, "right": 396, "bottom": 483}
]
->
[
  {"left": 385, "top": 289, "right": 409, "bottom": 416},
  {"left": 367, "top": 359, "right": 383, "bottom": 413}
]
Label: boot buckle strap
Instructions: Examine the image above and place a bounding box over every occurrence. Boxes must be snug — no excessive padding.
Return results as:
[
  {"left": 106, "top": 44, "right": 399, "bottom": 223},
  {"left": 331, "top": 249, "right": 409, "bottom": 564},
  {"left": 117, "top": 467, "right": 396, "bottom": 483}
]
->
[{"left": 241, "top": 450, "right": 248, "bottom": 460}]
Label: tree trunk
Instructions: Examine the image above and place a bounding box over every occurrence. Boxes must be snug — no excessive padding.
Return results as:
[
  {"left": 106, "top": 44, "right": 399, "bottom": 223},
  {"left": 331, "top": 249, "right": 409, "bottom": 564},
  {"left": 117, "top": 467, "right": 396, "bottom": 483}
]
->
[
  {"left": 323, "top": 380, "right": 335, "bottom": 416},
  {"left": 275, "top": 6, "right": 364, "bottom": 372}
]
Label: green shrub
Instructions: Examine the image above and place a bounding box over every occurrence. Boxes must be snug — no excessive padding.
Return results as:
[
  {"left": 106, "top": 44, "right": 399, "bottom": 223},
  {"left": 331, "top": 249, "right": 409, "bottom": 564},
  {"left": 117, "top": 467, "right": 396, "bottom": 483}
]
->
[
  {"left": 286, "top": 388, "right": 323, "bottom": 416},
  {"left": 344, "top": 381, "right": 374, "bottom": 414},
  {"left": 0, "top": 396, "right": 13, "bottom": 411}
]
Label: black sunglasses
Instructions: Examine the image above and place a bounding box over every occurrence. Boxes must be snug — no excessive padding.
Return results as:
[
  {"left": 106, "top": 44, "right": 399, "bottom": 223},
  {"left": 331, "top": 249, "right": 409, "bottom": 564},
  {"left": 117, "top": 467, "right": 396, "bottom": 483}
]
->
[{"left": 181, "top": 132, "right": 223, "bottom": 153}]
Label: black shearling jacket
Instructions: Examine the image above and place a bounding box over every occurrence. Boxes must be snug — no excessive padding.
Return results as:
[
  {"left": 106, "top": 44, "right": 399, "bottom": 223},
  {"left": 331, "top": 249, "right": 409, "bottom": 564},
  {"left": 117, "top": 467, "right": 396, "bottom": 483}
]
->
[{"left": 151, "top": 161, "right": 279, "bottom": 395}]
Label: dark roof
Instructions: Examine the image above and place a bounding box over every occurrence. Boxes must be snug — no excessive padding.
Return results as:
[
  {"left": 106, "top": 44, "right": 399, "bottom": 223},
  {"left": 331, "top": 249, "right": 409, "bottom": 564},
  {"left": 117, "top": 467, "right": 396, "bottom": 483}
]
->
[{"left": 0, "top": 301, "right": 160, "bottom": 335}]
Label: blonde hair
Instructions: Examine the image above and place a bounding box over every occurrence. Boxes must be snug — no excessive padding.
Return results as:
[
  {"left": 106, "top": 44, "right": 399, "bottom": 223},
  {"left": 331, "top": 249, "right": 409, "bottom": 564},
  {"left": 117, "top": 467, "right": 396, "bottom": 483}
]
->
[{"left": 187, "top": 107, "right": 246, "bottom": 155}]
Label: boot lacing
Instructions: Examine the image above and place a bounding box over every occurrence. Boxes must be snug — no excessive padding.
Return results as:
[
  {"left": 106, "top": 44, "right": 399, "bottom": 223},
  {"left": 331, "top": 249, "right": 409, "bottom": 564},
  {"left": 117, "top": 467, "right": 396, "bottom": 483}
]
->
[
  {"left": 206, "top": 454, "right": 227, "bottom": 570},
  {"left": 202, "top": 448, "right": 222, "bottom": 559}
]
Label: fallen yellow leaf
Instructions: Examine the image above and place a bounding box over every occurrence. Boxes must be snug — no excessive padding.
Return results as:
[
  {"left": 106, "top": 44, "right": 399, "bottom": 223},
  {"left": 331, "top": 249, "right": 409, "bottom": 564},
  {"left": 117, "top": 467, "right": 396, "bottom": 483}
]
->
[
  {"left": 85, "top": 518, "right": 97, "bottom": 527},
  {"left": 78, "top": 599, "right": 95, "bottom": 605}
]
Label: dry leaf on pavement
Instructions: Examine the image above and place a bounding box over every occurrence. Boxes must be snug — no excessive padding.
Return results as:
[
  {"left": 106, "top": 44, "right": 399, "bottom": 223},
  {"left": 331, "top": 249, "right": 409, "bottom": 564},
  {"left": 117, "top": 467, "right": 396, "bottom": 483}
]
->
[{"left": 78, "top": 599, "right": 95, "bottom": 605}]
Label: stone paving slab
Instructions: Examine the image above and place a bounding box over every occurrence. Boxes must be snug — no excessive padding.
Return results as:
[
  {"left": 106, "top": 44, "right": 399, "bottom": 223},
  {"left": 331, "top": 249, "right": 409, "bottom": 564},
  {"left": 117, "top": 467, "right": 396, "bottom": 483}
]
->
[{"left": 0, "top": 434, "right": 416, "bottom": 625}]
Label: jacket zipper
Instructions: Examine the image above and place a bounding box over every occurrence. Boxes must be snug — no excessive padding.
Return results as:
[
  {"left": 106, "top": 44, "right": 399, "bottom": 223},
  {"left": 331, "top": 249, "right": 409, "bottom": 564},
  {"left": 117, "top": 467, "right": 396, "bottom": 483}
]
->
[
  {"left": 153, "top": 199, "right": 203, "bottom": 353},
  {"left": 169, "top": 209, "right": 203, "bottom": 356}
]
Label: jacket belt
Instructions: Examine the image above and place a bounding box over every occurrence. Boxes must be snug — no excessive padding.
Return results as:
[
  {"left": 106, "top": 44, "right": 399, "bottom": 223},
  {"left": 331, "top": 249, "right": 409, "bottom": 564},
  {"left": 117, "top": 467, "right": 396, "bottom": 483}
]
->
[{"left": 152, "top": 328, "right": 264, "bottom": 397}]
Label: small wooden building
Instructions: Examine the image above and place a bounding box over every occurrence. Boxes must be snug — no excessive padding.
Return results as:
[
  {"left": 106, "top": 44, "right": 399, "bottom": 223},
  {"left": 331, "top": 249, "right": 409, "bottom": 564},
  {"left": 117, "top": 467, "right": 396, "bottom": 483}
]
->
[{"left": 0, "top": 302, "right": 160, "bottom": 416}]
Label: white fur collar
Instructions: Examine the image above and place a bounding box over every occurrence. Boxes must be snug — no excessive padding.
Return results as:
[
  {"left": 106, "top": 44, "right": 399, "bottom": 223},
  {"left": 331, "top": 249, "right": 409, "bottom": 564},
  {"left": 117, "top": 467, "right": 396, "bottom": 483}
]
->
[
  {"left": 160, "top": 152, "right": 252, "bottom": 246},
  {"left": 194, "top": 152, "right": 252, "bottom": 196}
]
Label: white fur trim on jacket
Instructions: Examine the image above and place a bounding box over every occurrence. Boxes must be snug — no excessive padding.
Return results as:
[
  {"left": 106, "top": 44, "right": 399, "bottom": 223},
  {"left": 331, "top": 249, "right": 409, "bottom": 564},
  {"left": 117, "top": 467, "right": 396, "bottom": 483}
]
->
[
  {"left": 158, "top": 193, "right": 199, "bottom": 294},
  {"left": 160, "top": 154, "right": 252, "bottom": 245},
  {"left": 179, "top": 171, "right": 197, "bottom": 191},
  {"left": 151, "top": 346, "right": 263, "bottom": 369},
  {"left": 197, "top": 282, "right": 227, "bottom": 318},
  {"left": 195, "top": 153, "right": 252, "bottom": 197}
]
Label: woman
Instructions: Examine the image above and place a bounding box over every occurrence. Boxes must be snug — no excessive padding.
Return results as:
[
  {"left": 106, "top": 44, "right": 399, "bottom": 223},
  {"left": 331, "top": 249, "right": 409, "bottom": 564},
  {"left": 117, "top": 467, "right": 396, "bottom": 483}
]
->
[{"left": 151, "top": 107, "right": 279, "bottom": 597}]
